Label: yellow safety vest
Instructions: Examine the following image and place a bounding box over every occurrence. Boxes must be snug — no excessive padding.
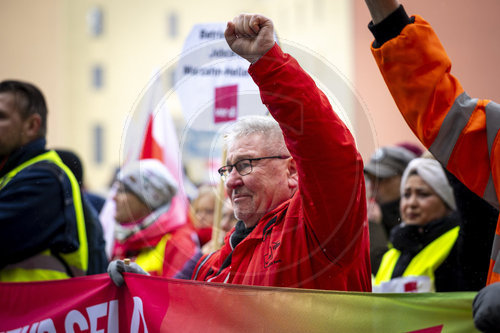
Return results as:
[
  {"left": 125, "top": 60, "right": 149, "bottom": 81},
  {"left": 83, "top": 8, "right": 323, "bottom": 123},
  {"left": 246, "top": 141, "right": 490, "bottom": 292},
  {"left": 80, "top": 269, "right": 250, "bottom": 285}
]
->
[
  {"left": 0, "top": 150, "right": 88, "bottom": 282},
  {"left": 374, "top": 226, "right": 460, "bottom": 291},
  {"left": 135, "top": 233, "right": 172, "bottom": 276}
]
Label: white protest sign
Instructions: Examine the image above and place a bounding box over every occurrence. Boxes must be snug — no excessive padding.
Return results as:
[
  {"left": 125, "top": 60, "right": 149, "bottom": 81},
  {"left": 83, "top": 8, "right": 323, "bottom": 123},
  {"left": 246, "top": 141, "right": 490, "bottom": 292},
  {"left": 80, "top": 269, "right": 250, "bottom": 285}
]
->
[{"left": 174, "top": 23, "right": 272, "bottom": 131}]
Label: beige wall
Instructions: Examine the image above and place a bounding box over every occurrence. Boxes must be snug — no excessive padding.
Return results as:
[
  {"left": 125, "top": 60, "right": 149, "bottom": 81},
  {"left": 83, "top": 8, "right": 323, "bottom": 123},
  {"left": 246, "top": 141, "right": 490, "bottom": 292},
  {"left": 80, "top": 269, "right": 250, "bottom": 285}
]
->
[
  {"left": 0, "top": 0, "right": 68, "bottom": 144},
  {"left": 354, "top": 0, "right": 500, "bottom": 159}
]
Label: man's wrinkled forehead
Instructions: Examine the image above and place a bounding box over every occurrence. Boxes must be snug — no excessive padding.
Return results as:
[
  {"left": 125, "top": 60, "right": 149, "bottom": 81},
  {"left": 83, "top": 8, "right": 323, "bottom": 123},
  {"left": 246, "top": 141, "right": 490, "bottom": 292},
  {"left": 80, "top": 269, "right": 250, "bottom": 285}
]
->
[{"left": 226, "top": 133, "right": 266, "bottom": 162}]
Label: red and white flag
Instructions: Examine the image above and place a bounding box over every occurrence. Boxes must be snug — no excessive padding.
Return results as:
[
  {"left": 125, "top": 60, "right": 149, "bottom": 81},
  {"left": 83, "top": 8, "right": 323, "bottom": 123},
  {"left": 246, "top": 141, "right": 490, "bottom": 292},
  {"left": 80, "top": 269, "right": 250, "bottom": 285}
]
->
[
  {"left": 139, "top": 104, "right": 187, "bottom": 227},
  {"left": 99, "top": 70, "right": 187, "bottom": 257}
]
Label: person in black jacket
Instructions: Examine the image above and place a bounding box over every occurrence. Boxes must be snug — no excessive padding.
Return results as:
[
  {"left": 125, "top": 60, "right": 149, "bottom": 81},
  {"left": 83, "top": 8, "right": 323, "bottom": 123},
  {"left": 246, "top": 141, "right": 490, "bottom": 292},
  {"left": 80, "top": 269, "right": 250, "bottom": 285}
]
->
[
  {"left": 364, "top": 145, "right": 417, "bottom": 273},
  {"left": 56, "top": 149, "right": 108, "bottom": 275}
]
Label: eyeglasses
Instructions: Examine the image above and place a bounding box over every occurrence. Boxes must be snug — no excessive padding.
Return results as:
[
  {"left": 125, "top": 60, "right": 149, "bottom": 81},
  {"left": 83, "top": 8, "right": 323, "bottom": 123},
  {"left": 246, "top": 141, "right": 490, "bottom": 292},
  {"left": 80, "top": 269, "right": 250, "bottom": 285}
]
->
[{"left": 218, "top": 155, "right": 290, "bottom": 179}]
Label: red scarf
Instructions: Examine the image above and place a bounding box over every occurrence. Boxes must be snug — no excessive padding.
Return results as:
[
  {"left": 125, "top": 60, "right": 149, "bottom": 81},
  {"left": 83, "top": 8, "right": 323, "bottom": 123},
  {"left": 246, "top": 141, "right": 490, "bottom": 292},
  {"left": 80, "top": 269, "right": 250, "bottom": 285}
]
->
[{"left": 112, "top": 209, "right": 186, "bottom": 259}]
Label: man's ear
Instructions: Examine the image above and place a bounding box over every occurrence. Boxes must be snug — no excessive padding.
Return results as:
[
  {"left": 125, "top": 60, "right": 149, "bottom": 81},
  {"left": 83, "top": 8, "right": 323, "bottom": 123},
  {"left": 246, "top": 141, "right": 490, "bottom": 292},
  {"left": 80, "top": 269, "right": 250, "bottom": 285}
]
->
[
  {"left": 22, "top": 113, "right": 42, "bottom": 142},
  {"left": 287, "top": 157, "right": 298, "bottom": 190}
]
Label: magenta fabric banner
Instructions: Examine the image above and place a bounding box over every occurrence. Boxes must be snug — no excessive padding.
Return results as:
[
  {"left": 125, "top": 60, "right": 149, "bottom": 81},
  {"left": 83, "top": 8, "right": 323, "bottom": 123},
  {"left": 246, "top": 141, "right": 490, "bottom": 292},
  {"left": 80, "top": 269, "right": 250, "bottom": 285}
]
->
[{"left": 0, "top": 274, "right": 478, "bottom": 332}]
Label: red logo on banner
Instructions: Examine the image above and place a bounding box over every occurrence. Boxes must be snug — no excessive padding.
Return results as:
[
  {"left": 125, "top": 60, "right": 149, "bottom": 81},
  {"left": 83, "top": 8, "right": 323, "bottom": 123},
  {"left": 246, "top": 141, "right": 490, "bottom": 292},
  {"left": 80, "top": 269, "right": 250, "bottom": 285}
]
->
[
  {"left": 404, "top": 281, "right": 418, "bottom": 292},
  {"left": 214, "top": 84, "right": 238, "bottom": 123},
  {"left": 406, "top": 325, "right": 443, "bottom": 333}
]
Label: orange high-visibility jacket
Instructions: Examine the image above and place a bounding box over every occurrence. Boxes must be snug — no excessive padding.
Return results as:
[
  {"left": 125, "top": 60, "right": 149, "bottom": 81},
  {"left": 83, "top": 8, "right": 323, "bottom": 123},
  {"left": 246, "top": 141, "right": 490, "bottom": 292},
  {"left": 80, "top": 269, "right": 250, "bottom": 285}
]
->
[{"left": 372, "top": 15, "right": 500, "bottom": 284}]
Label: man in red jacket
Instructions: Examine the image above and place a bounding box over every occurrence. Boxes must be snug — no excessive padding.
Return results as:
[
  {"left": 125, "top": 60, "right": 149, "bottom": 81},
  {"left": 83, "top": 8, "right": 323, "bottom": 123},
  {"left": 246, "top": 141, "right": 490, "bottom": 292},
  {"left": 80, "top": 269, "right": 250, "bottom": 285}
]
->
[{"left": 110, "top": 13, "right": 371, "bottom": 292}]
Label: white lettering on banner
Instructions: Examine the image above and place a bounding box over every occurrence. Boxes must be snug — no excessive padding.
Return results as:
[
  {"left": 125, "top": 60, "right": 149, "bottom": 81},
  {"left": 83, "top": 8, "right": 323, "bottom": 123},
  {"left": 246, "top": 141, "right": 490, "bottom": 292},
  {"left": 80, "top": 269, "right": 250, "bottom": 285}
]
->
[
  {"left": 65, "top": 300, "right": 119, "bottom": 332},
  {"left": 4, "top": 298, "right": 135, "bottom": 332},
  {"left": 130, "top": 297, "right": 148, "bottom": 333},
  {"left": 214, "top": 106, "right": 236, "bottom": 119},
  {"left": 65, "top": 310, "right": 88, "bottom": 332},
  {"left": 107, "top": 300, "right": 119, "bottom": 333},
  {"left": 86, "top": 302, "right": 107, "bottom": 333},
  {"left": 36, "top": 319, "right": 56, "bottom": 333},
  {"left": 5, "top": 319, "right": 55, "bottom": 333}
]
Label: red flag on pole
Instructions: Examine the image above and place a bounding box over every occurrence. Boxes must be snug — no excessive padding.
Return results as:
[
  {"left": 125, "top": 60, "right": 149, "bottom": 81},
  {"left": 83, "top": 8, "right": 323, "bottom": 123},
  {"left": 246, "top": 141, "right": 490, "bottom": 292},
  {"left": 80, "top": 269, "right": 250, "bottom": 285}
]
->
[
  {"left": 139, "top": 107, "right": 187, "bottom": 228},
  {"left": 99, "top": 71, "right": 188, "bottom": 258}
]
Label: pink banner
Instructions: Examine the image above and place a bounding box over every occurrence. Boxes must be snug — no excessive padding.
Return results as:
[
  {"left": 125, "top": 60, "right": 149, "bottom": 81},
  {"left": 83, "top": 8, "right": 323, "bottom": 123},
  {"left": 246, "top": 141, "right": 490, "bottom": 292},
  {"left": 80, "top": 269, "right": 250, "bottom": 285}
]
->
[{"left": 0, "top": 274, "right": 478, "bottom": 332}]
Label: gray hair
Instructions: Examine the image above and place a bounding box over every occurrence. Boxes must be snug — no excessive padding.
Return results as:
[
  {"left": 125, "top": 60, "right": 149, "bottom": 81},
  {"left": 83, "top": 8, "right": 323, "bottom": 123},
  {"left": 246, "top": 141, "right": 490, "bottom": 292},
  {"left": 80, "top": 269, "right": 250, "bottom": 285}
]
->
[{"left": 224, "top": 115, "right": 288, "bottom": 155}]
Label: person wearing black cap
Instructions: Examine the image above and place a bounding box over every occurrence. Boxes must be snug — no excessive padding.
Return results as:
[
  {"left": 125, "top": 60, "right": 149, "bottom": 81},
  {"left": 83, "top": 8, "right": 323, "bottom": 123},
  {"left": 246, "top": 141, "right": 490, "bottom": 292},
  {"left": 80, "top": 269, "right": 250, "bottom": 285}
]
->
[{"left": 364, "top": 145, "right": 417, "bottom": 273}]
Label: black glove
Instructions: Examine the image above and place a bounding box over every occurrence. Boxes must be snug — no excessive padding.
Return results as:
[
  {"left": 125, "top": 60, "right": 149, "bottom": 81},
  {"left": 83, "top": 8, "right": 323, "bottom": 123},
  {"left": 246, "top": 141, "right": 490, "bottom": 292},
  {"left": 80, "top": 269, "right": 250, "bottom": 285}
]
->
[
  {"left": 473, "top": 282, "right": 500, "bottom": 332},
  {"left": 107, "top": 260, "right": 149, "bottom": 287}
]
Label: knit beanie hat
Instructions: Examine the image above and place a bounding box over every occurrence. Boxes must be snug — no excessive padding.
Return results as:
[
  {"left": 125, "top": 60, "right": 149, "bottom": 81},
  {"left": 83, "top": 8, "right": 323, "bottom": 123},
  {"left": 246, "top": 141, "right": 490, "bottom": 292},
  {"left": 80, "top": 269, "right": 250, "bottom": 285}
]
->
[
  {"left": 400, "top": 158, "right": 456, "bottom": 210},
  {"left": 117, "top": 159, "right": 178, "bottom": 210}
]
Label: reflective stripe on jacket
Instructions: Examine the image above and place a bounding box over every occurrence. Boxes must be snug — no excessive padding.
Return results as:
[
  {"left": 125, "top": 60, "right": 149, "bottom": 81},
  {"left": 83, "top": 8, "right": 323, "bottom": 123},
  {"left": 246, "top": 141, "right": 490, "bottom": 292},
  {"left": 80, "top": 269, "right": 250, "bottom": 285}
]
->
[
  {"left": 372, "top": 15, "right": 500, "bottom": 285},
  {"left": 374, "top": 226, "right": 459, "bottom": 292},
  {"left": 0, "top": 150, "right": 88, "bottom": 282}
]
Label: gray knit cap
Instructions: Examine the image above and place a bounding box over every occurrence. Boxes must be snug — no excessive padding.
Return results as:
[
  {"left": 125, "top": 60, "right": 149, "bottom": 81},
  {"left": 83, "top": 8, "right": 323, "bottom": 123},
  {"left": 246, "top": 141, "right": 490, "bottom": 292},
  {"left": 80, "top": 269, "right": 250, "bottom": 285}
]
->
[
  {"left": 400, "top": 158, "right": 456, "bottom": 210},
  {"left": 117, "top": 159, "right": 178, "bottom": 210}
]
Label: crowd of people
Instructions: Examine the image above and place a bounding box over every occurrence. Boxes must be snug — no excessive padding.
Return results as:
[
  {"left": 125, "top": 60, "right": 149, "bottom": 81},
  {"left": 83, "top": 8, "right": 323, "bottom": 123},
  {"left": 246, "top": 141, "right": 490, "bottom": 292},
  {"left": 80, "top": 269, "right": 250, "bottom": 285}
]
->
[{"left": 2, "top": 0, "right": 500, "bottom": 331}]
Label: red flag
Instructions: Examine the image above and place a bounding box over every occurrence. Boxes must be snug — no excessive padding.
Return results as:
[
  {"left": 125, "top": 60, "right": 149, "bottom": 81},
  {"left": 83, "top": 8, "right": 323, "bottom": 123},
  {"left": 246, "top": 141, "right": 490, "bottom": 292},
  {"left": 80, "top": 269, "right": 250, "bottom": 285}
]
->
[
  {"left": 99, "top": 71, "right": 188, "bottom": 258},
  {"left": 139, "top": 106, "right": 187, "bottom": 227}
]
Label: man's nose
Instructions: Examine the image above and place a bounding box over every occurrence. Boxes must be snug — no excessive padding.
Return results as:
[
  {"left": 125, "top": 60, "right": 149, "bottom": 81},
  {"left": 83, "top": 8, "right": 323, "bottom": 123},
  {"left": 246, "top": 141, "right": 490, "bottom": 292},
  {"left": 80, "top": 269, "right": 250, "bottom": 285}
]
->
[{"left": 225, "top": 168, "right": 243, "bottom": 189}]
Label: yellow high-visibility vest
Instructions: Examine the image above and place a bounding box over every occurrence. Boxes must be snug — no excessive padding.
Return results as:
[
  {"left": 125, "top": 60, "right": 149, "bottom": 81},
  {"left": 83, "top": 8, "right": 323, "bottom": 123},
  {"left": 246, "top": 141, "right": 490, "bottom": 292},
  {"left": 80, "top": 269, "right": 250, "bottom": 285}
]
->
[
  {"left": 135, "top": 233, "right": 172, "bottom": 276},
  {"left": 374, "top": 226, "right": 459, "bottom": 292},
  {"left": 0, "top": 150, "right": 88, "bottom": 282}
]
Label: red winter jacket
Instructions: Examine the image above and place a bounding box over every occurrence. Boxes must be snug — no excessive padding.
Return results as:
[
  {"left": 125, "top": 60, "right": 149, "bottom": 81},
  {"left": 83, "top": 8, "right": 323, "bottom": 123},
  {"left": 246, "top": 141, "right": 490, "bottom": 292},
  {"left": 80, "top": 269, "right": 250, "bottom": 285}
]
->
[{"left": 192, "top": 44, "right": 372, "bottom": 292}]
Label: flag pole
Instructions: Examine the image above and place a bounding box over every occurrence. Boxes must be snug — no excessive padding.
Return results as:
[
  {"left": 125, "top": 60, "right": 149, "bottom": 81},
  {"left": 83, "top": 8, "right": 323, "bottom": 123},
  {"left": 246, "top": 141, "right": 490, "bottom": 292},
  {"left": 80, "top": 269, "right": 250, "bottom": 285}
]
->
[{"left": 210, "top": 146, "right": 227, "bottom": 252}]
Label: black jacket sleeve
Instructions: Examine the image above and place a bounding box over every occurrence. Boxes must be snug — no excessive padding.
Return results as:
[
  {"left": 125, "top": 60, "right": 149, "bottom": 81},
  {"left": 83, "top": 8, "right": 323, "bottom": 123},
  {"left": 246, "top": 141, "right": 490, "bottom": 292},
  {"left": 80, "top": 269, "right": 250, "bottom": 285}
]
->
[
  {"left": 446, "top": 170, "right": 499, "bottom": 290},
  {"left": 368, "top": 5, "right": 412, "bottom": 48}
]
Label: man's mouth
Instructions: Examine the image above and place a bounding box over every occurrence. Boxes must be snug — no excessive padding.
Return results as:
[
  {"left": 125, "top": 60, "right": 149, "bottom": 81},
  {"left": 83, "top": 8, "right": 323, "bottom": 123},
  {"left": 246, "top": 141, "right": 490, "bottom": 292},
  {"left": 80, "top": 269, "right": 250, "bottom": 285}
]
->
[{"left": 233, "top": 192, "right": 250, "bottom": 202}]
